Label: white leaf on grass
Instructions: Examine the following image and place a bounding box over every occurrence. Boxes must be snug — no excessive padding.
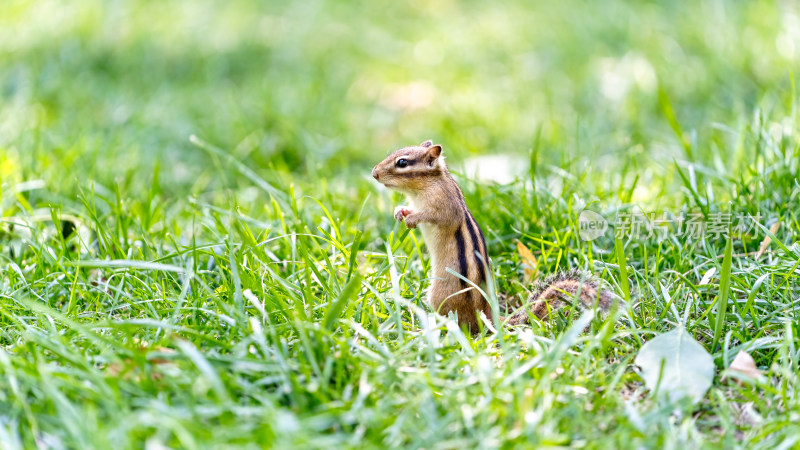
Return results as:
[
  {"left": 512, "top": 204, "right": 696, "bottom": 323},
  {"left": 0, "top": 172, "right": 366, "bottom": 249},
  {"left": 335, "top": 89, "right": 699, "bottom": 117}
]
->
[
  {"left": 699, "top": 267, "right": 716, "bottom": 285},
  {"left": 728, "top": 350, "right": 762, "bottom": 380},
  {"left": 634, "top": 326, "right": 714, "bottom": 404}
]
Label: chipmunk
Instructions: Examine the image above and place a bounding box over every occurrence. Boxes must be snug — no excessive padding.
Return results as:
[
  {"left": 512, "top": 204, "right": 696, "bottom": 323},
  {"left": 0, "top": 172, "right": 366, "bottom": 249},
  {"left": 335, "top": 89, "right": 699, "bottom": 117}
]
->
[{"left": 372, "top": 140, "right": 612, "bottom": 332}]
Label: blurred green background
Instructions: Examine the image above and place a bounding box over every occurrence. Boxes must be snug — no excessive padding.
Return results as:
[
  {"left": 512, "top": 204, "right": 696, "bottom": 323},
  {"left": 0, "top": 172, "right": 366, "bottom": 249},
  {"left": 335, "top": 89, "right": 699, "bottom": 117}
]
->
[{"left": 2, "top": 0, "right": 797, "bottom": 198}]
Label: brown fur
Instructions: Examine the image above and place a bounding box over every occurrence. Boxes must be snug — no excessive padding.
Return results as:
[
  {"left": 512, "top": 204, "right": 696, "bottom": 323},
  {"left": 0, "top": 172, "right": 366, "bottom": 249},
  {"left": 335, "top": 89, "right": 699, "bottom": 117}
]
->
[
  {"left": 504, "top": 269, "right": 613, "bottom": 325},
  {"left": 373, "top": 141, "right": 611, "bottom": 332}
]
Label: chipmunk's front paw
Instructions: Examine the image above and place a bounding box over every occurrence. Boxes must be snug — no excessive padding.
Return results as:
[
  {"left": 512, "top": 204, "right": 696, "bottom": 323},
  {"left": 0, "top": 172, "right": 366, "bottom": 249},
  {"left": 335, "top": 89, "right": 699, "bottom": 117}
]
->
[
  {"left": 394, "top": 206, "right": 413, "bottom": 223},
  {"left": 403, "top": 213, "right": 421, "bottom": 229}
]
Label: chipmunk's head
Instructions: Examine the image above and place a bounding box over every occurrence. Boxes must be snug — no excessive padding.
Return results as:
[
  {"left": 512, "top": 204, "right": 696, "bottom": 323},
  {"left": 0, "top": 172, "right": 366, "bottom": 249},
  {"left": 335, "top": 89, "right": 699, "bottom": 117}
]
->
[{"left": 372, "top": 140, "right": 445, "bottom": 193}]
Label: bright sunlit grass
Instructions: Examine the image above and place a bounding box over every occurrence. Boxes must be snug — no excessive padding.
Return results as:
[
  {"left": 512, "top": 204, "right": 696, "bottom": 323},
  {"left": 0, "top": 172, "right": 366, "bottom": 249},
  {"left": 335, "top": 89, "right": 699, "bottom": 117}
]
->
[{"left": 1, "top": 0, "right": 800, "bottom": 447}]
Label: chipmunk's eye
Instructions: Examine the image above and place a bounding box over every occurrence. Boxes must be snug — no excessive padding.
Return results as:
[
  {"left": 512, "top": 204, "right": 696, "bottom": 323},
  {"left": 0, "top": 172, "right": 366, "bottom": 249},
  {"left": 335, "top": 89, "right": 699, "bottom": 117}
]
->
[{"left": 396, "top": 158, "right": 409, "bottom": 168}]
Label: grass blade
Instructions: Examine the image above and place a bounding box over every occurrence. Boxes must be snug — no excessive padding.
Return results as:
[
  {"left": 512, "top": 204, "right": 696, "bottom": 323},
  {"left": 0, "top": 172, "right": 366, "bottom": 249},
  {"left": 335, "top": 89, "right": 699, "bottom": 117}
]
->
[
  {"left": 712, "top": 236, "right": 733, "bottom": 353},
  {"left": 323, "top": 273, "right": 362, "bottom": 331},
  {"left": 615, "top": 236, "right": 631, "bottom": 302}
]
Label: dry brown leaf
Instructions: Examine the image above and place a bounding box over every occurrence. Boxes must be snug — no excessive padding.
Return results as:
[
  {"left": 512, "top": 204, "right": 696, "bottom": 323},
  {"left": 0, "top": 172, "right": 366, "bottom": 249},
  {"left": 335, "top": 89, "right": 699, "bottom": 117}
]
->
[
  {"left": 728, "top": 350, "right": 762, "bottom": 380},
  {"left": 516, "top": 240, "right": 538, "bottom": 283},
  {"left": 755, "top": 222, "right": 781, "bottom": 259}
]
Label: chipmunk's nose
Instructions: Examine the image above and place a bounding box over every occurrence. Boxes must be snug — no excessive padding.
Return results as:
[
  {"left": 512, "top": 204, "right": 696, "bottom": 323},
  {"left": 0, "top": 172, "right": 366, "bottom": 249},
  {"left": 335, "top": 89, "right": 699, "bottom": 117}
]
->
[{"left": 372, "top": 167, "right": 379, "bottom": 180}]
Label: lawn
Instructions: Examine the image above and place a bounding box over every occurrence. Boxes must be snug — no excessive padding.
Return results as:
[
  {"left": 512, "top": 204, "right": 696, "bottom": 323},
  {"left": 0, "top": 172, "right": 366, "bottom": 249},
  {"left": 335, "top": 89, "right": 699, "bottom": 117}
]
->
[{"left": 1, "top": 0, "right": 799, "bottom": 448}]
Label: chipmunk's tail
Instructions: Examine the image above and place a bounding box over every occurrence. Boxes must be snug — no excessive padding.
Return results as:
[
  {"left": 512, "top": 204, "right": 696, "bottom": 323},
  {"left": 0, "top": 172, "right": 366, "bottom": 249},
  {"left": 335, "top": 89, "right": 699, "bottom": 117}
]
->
[{"left": 505, "top": 268, "right": 614, "bottom": 325}]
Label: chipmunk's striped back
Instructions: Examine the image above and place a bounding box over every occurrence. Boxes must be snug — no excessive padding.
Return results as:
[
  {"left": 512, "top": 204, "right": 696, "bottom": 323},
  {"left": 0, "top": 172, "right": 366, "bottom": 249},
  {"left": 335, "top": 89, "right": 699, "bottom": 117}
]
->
[{"left": 451, "top": 183, "right": 490, "bottom": 290}]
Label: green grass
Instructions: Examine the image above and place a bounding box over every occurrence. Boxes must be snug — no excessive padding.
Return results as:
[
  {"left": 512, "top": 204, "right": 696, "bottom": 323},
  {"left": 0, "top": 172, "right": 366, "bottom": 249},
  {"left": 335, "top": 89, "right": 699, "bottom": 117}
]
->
[{"left": 2, "top": 0, "right": 800, "bottom": 447}]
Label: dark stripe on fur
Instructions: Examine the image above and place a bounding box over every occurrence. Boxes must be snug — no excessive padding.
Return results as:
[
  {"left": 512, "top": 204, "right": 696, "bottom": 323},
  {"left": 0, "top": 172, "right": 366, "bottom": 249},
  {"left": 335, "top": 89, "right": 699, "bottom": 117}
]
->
[
  {"left": 463, "top": 211, "right": 485, "bottom": 282},
  {"left": 394, "top": 169, "right": 442, "bottom": 178},
  {"left": 466, "top": 211, "right": 489, "bottom": 280},
  {"left": 455, "top": 226, "right": 468, "bottom": 288}
]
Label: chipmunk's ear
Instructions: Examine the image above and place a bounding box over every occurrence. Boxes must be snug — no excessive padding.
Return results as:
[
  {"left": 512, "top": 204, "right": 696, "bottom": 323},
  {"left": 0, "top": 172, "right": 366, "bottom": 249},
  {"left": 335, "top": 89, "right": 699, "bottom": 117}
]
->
[
  {"left": 425, "top": 144, "right": 442, "bottom": 166},
  {"left": 420, "top": 140, "right": 433, "bottom": 148}
]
